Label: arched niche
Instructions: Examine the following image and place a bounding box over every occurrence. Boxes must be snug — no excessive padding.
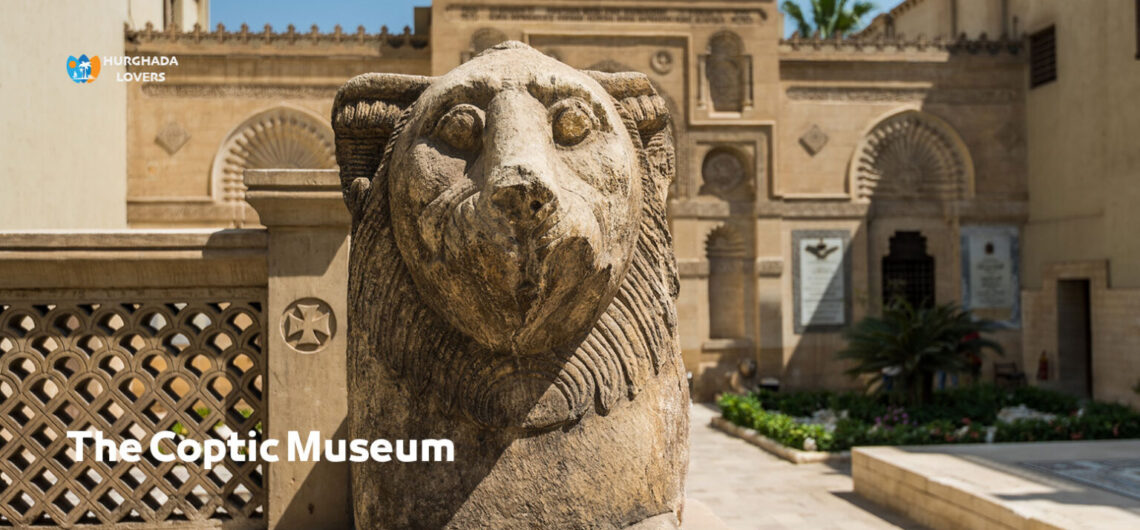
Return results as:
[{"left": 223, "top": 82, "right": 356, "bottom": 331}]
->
[
  {"left": 850, "top": 110, "right": 974, "bottom": 202},
  {"left": 706, "top": 225, "right": 748, "bottom": 339},
  {"left": 703, "top": 31, "right": 751, "bottom": 112},
  {"left": 210, "top": 106, "right": 336, "bottom": 226}
]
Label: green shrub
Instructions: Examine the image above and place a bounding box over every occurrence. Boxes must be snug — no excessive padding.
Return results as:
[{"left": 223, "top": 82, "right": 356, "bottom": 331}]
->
[
  {"left": 910, "top": 384, "right": 1007, "bottom": 425},
  {"left": 1007, "top": 386, "right": 1080, "bottom": 415},
  {"left": 718, "top": 393, "right": 836, "bottom": 451},
  {"left": 837, "top": 300, "right": 1003, "bottom": 405},
  {"left": 753, "top": 388, "right": 832, "bottom": 416},
  {"left": 827, "top": 391, "right": 887, "bottom": 423},
  {"left": 718, "top": 385, "right": 1140, "bottom": 453}
]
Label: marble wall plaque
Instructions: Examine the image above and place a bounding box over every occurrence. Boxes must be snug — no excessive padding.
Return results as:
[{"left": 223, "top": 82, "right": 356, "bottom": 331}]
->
[
  {"left": 793, "top": 230, "right": 851, "bottom": 333},
  {"left": 961, "top": 225, "right": 1020, "bottom": 328}
]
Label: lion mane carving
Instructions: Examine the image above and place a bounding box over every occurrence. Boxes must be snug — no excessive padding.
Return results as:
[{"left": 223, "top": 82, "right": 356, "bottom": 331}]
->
[{"left": 334, "top": 42, "right": 688, "bottom": 528}]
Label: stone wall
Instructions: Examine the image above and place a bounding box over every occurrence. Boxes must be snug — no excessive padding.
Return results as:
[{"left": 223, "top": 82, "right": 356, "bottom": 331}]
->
[
  {"left": 1014, "top": 0, "right": 1140, "bottom": 406},
  {"left": 124, "top": 25, "right": 430, "bottom": 228},
  {"left": 1022, "top": 261, "right": 1140, "bottom": 409}
]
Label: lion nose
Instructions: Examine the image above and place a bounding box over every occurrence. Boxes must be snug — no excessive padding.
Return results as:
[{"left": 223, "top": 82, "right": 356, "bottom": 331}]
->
[{"left": 489, "top": 166, "right": 557, "bottom": 226}]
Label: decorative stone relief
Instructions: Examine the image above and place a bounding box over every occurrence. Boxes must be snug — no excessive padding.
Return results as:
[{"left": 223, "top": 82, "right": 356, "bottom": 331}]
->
[
  {"left": 126, "top": 22, "right": 429, "bottom": 50},
  {"left": 209, "top": 107, "right": 336, "bottom": 220},
  {"left": 650, "top": 49, "right": 674, "bottom": 74},
  {"left": 700, "top": 147, "right": 752, "bottom": 200},
  {"left": 155, "top": 121, "right": 190, "bottom": 155},
  {"left": 799, "top": 124, "right": 828, "bottom": 156},
  {"left": 785, "top": 86, "right": 1018, "bottom": 104},
  {"left": 461, "top": 28, "right": 508, "bottom": 62},
  {"left": 699, "top": 31, "right": 752, "bottom": 112},
  {"left": 332, "top": 42, "right": 686, "bottom": 528},
  {"left": 995, "top": 120, "right": 1021, "bottom": 151},
  {"left": 449, "top": 5, "right": 769, "bottom": 24},
  {"left": 280, "top": 297, "right": 335, "bottom": 353},
  {"left": 852, "top": 110, "right": 973, "bottom": 201}
]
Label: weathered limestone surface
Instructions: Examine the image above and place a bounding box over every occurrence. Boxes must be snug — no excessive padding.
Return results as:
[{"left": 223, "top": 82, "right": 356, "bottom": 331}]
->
[{"left": 334, "top": 42, "right": 688, "bottom": 528}]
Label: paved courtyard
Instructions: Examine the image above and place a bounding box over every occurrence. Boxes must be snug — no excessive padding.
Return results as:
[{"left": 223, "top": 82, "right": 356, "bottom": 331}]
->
[{"left": 686, "top": 404, "right": 922, "bottom": 529}]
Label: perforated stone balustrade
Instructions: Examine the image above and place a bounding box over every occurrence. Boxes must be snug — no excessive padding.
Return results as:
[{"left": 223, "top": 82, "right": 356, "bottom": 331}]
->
[
  {"left": 0, "top": 171, "right": 350, "bottom": 529},
  {"left": 0, "top": 300, "right": 265, "bottom": 526}
]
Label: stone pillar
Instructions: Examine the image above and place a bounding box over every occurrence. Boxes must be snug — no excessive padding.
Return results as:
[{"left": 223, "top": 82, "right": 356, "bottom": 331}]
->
[{"left": 244, "top": 169, "right": 352, "bottom": 529}]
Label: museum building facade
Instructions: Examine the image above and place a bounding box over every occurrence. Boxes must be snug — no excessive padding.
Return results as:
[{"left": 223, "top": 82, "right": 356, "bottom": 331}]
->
[
  {"left": 6, "top": 0, "right": 1139, "bottom": 405},
  {"left": 117, "top": 0, "right": 1034, "bottom": 401}
]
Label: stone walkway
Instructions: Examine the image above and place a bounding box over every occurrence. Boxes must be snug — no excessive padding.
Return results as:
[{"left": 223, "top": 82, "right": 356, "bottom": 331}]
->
[{"left": 685, "top": 404, "right": 923, "bottom": 530}]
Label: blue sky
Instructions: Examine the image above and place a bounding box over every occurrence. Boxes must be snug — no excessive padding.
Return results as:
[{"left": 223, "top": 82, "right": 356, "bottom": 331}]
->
[
  {"left": 211, "top": 0, "right": 421, "bottom": 34},
  {"left": 211, "top": 0, "right": 895, "bottom": 37}
]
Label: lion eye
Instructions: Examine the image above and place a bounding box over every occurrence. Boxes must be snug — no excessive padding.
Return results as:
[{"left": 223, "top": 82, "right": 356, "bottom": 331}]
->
[
  {"left": 551, "top": 98, "right": 595, "bottom": 147},
  {"left": 435, "top": 103, "right": 484, "bottom": 153}
]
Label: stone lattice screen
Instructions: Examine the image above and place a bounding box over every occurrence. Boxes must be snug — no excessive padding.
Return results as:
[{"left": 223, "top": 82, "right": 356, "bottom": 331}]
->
[{"left": 0, "top": 299, "right": 266, "bottom": 527}]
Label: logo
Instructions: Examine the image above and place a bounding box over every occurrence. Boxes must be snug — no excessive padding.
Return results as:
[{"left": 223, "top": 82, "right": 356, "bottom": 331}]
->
[
  {"left": 805, "top": 239, "right": 839, "bottom": 260},
  {"left": 67, "top": 54, "right": 101, "bottom": 84}
]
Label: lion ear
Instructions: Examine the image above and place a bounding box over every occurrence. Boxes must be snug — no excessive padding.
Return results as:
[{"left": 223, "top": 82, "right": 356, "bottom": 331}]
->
[
  {"left": 585, "top": 71, "right": 670, "bottom": 137},
  {"left": 333, "top": 73, "right": 434, "bottom": 219}
]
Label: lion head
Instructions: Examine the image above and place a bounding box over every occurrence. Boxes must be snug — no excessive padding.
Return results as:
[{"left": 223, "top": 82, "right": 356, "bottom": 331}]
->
[
  {"left": 334, "top": 42, "right": 678, "bottom": 430},
  {"left": 387, "top": 46, "right": 643, "bottom": 355}
]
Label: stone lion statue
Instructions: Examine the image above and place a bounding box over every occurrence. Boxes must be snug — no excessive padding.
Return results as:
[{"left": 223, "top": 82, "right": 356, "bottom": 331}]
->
[{"left": 333, "top": 42, "right": 688, "bottom": 529}]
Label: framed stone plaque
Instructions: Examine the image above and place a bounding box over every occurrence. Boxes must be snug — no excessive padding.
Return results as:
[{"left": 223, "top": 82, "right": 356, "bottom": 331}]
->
[
  {"left": 961, "top": 226, "right": 1020, "bottom": 328},
  {"left": 792, "top": 230, "right": 851, "bottom": 333}
]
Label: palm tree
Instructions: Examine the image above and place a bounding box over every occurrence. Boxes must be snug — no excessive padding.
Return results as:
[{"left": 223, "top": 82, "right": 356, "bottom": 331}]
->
[
  {"left": 836, "top": 299, "right": 1003, "bottom": 405},
  {"left": 782, "top": 0, "right": 877, "bottom": 39}
]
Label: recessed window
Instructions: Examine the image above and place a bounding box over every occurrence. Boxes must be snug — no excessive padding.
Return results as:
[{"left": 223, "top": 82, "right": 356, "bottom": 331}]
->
[{"left": 1030, "top": 26, "right": 1057, "bottom": 88}]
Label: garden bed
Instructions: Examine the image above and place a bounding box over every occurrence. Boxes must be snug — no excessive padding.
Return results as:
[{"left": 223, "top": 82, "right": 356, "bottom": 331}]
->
[{"left": 717, "top": 385, "right": 1140, "bottom": 457}]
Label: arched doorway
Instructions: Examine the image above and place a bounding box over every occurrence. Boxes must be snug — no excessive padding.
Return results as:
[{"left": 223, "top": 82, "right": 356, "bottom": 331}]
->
[{"left": 852, "top": 110, "right": 974, "bottom": 312}]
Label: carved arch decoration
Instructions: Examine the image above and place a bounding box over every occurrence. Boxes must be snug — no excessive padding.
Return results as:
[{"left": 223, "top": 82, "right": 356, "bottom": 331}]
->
[
  {"left": 705, "top": 224, "right": 747, "bottom": 258},
  {"left": 209, "top": 106, "right": 336, "bottom": 226},
  {"left": 700, "top": 31, "right": 752, "bottom": 113},
  {"left": 851, "top": 110, "right": 974, "bottom": 201}
]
